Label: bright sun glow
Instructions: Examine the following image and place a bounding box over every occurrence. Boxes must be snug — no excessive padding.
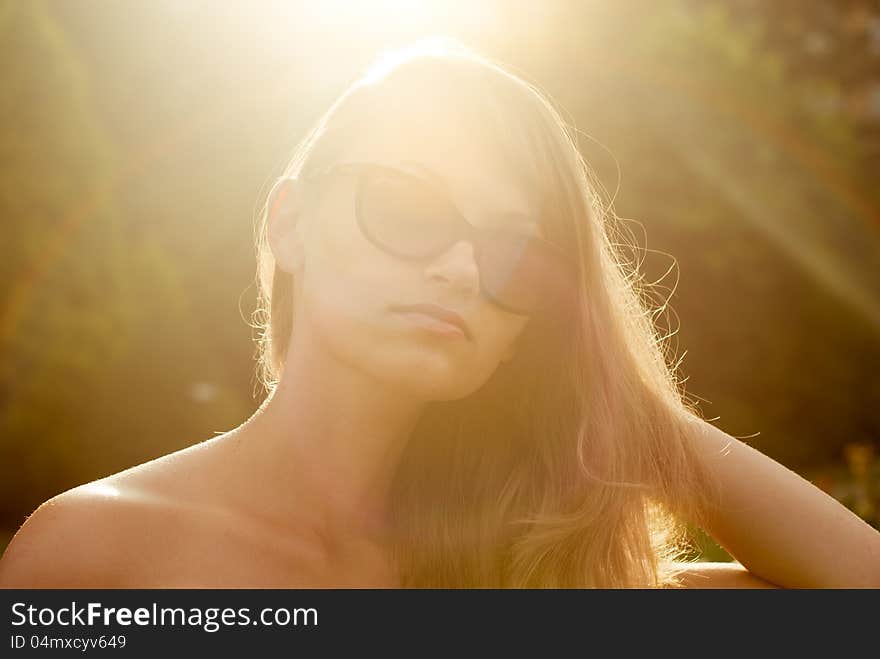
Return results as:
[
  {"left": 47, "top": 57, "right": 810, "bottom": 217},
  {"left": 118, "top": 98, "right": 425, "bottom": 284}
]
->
[{"left": 251, "top": 0, "right": 498, "bottom": 57}]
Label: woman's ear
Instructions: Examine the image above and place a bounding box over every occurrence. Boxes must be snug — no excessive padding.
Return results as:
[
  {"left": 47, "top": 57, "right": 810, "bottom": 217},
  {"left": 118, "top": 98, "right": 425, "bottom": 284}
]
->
[{"left": 267, "top": 176, "right": 307, "bottom": 275}]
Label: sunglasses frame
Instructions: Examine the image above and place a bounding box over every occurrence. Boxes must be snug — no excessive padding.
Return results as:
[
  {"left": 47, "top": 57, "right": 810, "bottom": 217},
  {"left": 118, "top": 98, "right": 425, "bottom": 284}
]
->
[{"left": 300, "top": 161, "right": 576, "bottom": 317}]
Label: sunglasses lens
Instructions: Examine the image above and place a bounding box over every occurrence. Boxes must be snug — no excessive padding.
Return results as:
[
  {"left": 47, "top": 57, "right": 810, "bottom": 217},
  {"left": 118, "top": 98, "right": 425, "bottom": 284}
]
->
[
  {"left": 359, "top": 169, "right": 459, "bottom": 258},
  {"left": 481, "top": 235, "right": 574, "bottom": 315},
  {"left": 357, "top": 165, "right": 574, "bottom": 316}
]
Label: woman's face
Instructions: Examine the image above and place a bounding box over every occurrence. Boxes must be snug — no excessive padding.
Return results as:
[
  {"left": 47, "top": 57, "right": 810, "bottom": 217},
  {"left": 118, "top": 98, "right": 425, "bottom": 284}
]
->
[{"left": 277, "top": 96, "right": 542, "bottom": 401}]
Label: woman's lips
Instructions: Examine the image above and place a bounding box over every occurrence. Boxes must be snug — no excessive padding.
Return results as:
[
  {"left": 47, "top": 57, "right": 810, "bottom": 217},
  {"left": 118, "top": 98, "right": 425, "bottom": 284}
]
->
[
  {"left": 390, "top": 303, "right": 472, "bottom": 340},
  {"left": 393, "top": 310, "right": 468, "bottom": 339}
]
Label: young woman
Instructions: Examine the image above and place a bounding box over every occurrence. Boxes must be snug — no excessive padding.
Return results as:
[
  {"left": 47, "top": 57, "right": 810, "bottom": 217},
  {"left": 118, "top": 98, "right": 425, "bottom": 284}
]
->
[{"left": 1, "top": 41, "right": 878, "bottom": 588}]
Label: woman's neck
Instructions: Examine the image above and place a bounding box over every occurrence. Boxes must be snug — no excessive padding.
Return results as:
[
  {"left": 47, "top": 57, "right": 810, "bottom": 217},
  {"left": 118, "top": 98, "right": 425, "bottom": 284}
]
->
[{"left": 232, "top": 342, "right": 425, "bottom": 548}]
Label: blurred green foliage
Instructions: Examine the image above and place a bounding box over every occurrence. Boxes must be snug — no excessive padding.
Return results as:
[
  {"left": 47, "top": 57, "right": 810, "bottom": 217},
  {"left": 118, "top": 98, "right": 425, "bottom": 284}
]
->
[{"left": 0, "top": 0, "right": 877, "bottom": 560}]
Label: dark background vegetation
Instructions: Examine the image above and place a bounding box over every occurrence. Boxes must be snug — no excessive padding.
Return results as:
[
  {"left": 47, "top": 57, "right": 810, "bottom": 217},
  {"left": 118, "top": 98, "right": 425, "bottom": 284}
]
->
[{"left": 2, "top": 0, "right": 878, "bottom": 559}]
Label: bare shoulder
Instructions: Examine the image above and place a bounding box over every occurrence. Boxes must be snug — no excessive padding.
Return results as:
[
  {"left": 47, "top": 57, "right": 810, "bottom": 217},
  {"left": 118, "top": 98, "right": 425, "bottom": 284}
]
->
[
  {"left": 1, "top": 435, "right": 333, "bottom": 588},
  {"left": 668, "top": 561, "right": 780, "bottom": 589},
  {"left": 0, "top": 482, "right": 149, "bottom": 588},
  {"left": 0, "top": 438, "right": 224, "bottom": 588}
]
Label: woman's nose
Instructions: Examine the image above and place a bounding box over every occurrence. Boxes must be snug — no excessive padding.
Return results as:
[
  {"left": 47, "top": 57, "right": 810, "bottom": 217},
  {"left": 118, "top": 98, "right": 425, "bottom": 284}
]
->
[{"left": 424, "top": 240, "right": 480, "bottom": 297}]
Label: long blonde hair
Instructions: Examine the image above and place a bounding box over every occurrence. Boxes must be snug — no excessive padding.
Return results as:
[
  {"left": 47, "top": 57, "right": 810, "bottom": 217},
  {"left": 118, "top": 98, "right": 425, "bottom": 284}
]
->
[{"left": 253, "top": 39, "right": 721, "bottom": 587}]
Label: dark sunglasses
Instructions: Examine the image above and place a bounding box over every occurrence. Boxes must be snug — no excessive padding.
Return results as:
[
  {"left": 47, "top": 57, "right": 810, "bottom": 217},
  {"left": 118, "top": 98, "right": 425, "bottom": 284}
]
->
[{"left": 300, "top": 161, "right": 576, "bottom": 317}]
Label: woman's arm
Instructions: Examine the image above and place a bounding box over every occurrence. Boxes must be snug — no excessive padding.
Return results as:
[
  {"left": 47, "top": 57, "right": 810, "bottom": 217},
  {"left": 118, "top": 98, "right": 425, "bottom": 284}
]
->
[
  {"left": 669, "top": 561, "right": 778, "bottom": 588},
  {"left": 687, "top": 416, "right": 880, "bottom": 588}
]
